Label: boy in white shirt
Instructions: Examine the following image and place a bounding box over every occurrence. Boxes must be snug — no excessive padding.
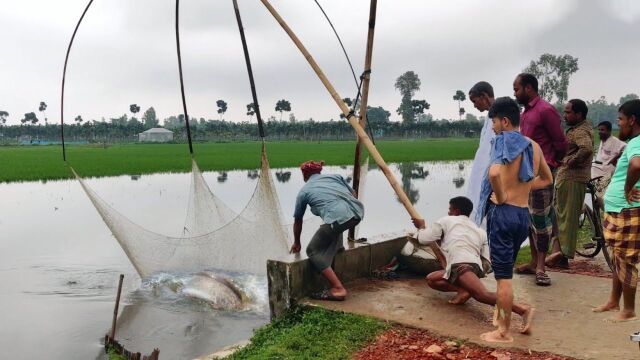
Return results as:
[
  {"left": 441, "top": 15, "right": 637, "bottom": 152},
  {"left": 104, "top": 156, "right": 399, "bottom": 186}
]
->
[{"left": 411, "top": 196, "right": 534, "bottom": 334}]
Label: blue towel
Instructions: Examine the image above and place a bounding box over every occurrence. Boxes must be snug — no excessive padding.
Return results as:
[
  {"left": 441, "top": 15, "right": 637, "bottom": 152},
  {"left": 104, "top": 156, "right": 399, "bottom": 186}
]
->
[{"left": 475, "top": 131, "right": 534, "bottom": 224}]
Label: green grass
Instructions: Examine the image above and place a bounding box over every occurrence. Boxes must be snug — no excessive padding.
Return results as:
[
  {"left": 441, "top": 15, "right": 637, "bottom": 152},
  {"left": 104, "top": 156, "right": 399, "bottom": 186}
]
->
[
  {"left": 225, "top": 307, "right": 388, "bottom": 359},
  {"left": 106, "top": 345, "right": 127, "bottom": 360},
  {"left": 0, "top": 139, "right": 478, "bottom": 182}
]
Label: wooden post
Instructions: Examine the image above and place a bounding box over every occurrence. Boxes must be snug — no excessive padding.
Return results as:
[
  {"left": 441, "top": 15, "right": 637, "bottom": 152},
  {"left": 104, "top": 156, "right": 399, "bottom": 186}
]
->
[
  {"left": 260, "top": 0, "right": 447, "bottom": 268},
  {"left": 348, "top": 0, "right": 377, "bottom": 241},
  {"left": 110, "top": 274, "right": 124, "bottom": 340}
]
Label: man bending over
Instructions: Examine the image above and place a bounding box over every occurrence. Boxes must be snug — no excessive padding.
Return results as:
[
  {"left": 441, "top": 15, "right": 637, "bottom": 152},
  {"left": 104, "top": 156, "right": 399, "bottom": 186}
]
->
[{"left": 411, "top": 196, "right": 534, "bottom": 334}]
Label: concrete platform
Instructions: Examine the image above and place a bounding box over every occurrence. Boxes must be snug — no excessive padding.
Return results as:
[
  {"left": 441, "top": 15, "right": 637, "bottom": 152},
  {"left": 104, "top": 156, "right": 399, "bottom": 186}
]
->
[{"left": 306, "top": 273, "right": 640, "bottom": 360}]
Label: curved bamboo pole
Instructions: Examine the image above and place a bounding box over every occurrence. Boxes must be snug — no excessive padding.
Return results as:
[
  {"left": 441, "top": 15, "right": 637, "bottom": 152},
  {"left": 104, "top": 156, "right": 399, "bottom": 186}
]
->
[{"left": 260, "top": 0, "right": 446, "bottom": 268}]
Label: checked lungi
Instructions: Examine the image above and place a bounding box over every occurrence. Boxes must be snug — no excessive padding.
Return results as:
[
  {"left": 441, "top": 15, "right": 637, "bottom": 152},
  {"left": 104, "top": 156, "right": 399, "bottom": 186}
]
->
[
  {"left": 529, "top": 185, "right": 555, "bottom": 253},
  {"left": 604, "top": 208, "right": 640, "bottom": 287}
]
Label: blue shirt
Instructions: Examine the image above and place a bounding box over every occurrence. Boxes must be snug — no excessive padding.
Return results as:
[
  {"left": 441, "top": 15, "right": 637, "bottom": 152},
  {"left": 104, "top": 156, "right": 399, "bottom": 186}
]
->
[{"left": 293, "top": 174, "right": 364, "bottom": 225}]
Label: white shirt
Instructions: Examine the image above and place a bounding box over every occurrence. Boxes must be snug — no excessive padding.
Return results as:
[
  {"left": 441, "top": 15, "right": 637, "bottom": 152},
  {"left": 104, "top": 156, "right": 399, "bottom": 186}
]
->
[
  {"left": 592, "top": 135, "right": 626, "bottom": 178},
  {"left": 467, "top": 117, "right": 495, "bottom": 224},
  {"left": 414, "top": 215, "right": 489, "bottom": 280}
]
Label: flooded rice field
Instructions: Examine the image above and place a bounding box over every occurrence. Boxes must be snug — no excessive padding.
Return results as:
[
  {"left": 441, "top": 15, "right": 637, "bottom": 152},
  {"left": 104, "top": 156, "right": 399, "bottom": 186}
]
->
[{"left": 0, "top": 160, "right": 469, "bottom": 359}]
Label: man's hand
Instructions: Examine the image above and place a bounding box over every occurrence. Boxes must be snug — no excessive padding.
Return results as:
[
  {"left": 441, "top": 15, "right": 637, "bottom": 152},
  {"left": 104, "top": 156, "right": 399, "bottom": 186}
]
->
[
  {"left": 626, "top": 187, "right": 640, "bottom": 204},
  {"left": 290, "top": 242, "right": 301, "bottom": 254},
  {"left": 412, "top": 218, "right": 426, "bottom": 229},
  {"left": 490, "top": 191, "right": 507, "bottom": 205}
]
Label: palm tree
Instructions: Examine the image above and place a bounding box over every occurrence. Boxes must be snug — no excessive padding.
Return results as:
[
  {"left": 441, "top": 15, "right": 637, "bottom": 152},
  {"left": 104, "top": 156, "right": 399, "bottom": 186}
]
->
[
  {"left": 38, "top": 101, "right": 48, "bottom": 125},
  {"left": 453, "top": 90, "right": 466, "bottom": 121}
]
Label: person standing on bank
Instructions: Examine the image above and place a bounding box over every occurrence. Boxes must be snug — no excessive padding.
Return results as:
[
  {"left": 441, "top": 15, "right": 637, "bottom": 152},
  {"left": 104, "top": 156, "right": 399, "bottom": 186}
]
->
[
  {"left": 546, "top": 99, "right": 593, "bottom": 267},
  {"left": 592, "top": 120, "right": 626, "bottom": 210},
  {"left": 513, "top": 73, "right": 568, "bottom": 286},
  {"left": 594, "top": 99, "right": 640, "bottom": 322},
  {"left": 467, "top": 81, "right": 496, "bottom": 224},
  {"left": 290, "top": 160, "right": 364, "bottom": 301}
]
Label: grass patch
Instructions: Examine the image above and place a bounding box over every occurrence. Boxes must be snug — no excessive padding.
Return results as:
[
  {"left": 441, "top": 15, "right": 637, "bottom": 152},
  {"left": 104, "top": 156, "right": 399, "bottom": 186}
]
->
[
  {"left": 106, "top": 345, "right": 127, "bottom": 360},
  {"left": 225, "top": 307, "right": 388, "bottom": 359},
  {"left": 0, "top": 139, "right": 478, "bottom": 182}
]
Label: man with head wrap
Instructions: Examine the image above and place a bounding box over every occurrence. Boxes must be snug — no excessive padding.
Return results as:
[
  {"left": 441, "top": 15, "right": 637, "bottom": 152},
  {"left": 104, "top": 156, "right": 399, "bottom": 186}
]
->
[{"left": 290, "top": 160, "right": 364, "bottom": 300}]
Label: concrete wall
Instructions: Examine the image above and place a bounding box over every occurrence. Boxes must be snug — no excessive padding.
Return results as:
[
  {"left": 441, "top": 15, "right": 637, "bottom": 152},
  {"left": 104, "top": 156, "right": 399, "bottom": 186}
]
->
[{"left": 267, "top": 236, "right": 441, "bottom": 319}]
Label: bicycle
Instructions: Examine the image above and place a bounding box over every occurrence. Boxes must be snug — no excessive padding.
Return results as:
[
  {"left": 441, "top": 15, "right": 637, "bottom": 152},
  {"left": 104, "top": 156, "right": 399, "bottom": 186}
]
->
[{"left": 575, "top": 176, "right": 614, "bottom": 271}]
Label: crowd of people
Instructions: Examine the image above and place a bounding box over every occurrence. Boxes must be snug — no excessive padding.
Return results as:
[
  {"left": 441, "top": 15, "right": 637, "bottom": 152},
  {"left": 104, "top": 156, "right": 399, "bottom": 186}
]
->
[{"left": 287, "top": 74, "right": 640, "bottom": 343}]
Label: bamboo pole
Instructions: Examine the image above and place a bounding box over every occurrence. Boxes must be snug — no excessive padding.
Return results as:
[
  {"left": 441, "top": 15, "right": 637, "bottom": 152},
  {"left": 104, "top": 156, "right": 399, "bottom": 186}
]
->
[
  {"left": 260, "top": 0, "right": 446, "bottom": 268},
  {"left": 110, "top": 274, "right": 124, "bottom": 339},
  {"left": 348, "top": 0, "right": 377, "bottom": 241}
]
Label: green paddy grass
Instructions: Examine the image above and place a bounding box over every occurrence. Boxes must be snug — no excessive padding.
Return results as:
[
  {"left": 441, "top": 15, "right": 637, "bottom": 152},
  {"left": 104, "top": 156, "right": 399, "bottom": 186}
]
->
[{"left": 0, "top": 139, "right": 478, "bottom": 182}]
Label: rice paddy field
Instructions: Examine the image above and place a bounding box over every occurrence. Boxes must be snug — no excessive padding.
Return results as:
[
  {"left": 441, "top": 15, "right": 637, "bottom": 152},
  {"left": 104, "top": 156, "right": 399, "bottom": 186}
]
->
[{"left": 0, "top": 138, "right": 479, "bottom": 182}]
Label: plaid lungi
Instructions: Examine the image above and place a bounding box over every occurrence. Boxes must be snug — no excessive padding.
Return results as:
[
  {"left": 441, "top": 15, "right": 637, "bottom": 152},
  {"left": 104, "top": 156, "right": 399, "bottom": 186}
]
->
[
  {"left": 529, "top": 185, "right": 554, "bottom": 253},
  {"left": 604, "top": 208, "right": 640, "bottom": 287}
]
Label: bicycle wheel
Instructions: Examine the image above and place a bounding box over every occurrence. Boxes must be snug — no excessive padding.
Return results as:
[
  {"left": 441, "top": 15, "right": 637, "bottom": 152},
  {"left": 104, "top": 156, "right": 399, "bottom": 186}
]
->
[{"left": 576, "top": 204, "right": 601, "bottom": 258}]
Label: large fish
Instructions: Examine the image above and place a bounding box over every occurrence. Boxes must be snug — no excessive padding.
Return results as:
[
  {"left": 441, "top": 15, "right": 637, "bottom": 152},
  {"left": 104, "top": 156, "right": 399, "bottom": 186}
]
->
[{"left": 181, "top": 271, "right": 246, "bottom": 310}]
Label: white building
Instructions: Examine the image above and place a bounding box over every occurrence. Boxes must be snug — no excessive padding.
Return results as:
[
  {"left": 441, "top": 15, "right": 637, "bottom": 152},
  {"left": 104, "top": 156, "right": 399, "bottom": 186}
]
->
[{"left": 138, "top": 128, "right": 173, "bottom": 142}]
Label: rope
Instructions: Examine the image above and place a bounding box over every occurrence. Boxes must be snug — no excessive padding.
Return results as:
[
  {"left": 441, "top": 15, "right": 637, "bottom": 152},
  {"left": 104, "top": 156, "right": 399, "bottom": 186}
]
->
[
  {"left": 60, "top": 0, "right": 94, "bottom": 162},
  {"left": 175, "top": 0, "right": 194, "bottom": 155},
  {"left": 232, "top": 0, "right": 265, "bottom": 138}
]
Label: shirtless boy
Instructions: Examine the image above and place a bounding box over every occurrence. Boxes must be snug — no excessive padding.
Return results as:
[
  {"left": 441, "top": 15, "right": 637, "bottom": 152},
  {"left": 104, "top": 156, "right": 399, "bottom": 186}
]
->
[{"left": 477, "top": 97, "right": 553, "bottom": 342}]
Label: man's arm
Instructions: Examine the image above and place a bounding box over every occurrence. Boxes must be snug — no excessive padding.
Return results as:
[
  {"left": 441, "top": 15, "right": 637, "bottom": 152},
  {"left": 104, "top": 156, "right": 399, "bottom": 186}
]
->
[
  {"left": 624, "top": 157, "right": 640, "bottom": 204},
  {"left": 488, "top": 164, "right": 507, "bottom": 204},
  {"left": 543, "top": 107, "right": 569, "bottom": 161},
  {"left": 567, "top": 129, "right": 593, "bottom": 168},
  {"left": 415, "top": 220, "right": 444, "bottom": 245},
  {"left": 531, "top": 149, "right": 553, "bottom": 190},
  {"left": 610, "top": 143, "right": 626, "bottom": 167},
  {"left": 291, "top": 218, "right": 303, "bottom": 253}
]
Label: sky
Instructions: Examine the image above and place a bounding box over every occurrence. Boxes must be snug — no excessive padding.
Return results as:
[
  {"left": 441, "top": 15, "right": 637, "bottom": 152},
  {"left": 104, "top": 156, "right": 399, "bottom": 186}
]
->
[{"left": 1, "top": 0, "right": 639, "bottom": 126}]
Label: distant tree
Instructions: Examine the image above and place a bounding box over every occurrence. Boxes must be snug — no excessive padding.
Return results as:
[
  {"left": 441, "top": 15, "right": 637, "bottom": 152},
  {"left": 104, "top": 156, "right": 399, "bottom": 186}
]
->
[
  {"left": 38, "top": 101, "right": 47, "bottom": 125},
  {"left": 366, "top": 106, "right": 391, "bottom": 126},
  {"left": 141, "top": 107, "right": 159, "bottom": 128},
  {"left": 452, "top": 90, "right": 466, "bottom": 120},
  {"left": 110, "top": 114, "right": 128, "bottom": 126},
  {"left": 464, "top": 113, "right": 479, "bottom": 122},
  {"left": 216, "top": 100, "right": 228, "bottom": 120},
  {"left": 411, "top": 99, "right": 430, "bottom": 118},
  {"left": 619, "top": 93, "right": 639, "bottom": 105},
  {"left": 22, "top": 112, "right": 38, "bottom": 125},
  {"left": 523, "top": 53, "right": 579, "bottom": 105},
  {"left": 246, "top": 103, "right": 256, "bottom": 121},
  {"left": 587, "top": 96, "right": 618, "bottom": 125},
  {"left": 129, "top": 104, "right": 140, "bottom": 120},
  {"left": 275, "top": 99, "right": 291, "bottom": 121},
  {"left": 395, "top": 71, "right": 421, "bottom": 124},
  {"left": 75, "top": 115, "right": 83, "bottom": 125},
  {"left": 0, "top": 111, "right": 8, "bottom": 126},
  {"left": 289, "top": 113, "right": 297, "bottom": 123},
  {"left": 339, "top": 97, "right": 360, "bottom": 119}
]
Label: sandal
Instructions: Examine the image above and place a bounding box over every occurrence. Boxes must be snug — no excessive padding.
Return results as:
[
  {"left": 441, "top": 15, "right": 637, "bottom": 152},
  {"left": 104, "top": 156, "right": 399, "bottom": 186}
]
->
[
  {"left": 311, "top": 289, "right": 345, "bottom": 301},
  {"left": 535, "top": 271, "right": 551, "bottom": 286}
]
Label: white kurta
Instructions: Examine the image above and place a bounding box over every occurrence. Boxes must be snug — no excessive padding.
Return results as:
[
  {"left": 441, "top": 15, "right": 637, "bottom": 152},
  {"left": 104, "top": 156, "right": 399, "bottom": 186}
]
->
[{"left": 467, "top": 117, "right": 495, "bottom": 224}]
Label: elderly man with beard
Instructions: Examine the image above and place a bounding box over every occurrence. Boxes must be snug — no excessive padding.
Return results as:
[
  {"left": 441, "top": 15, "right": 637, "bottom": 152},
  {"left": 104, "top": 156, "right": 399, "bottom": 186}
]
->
[
  {"left": 594, "top": 100, "right": 640, "bottom": 322},
  {"left": 290, "top": 160, "right": 364, "bottom": 301}
]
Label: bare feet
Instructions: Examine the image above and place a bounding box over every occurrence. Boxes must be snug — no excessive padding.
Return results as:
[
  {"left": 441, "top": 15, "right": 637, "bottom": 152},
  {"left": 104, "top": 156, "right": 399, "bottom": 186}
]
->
[
  {"left": 514, "top": 263, "right": 536, "bottom": 275},
  {"left": 606, "top": 310, "right": 637, "bottom": 323},
  {"left": 520, "top": 306, "right": 535, "bottom": 334},
  {"left": 545, "top": 252, "right": 568, "bottom": 269},
  {"left": 448, "top": 290, "right": 471, "bottom": 305},
  {"left": 480, "top": 329, "right": 514, "bottom": 343},
  {"left": 592, "top": 302, "right": 620, "bottom": 313}
]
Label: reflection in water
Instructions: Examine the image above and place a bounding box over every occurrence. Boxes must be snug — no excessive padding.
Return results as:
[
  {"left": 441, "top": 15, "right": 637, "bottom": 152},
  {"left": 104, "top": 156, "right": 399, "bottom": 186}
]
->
[
  {"left": 217, "top": 172, "right": 228, "bottom": 183},
  {"left": 275, "top": 170, "right": 292, "bottom": 183},
  {"left": 453, "top": 177, "right": 465, "bottom": 188},
  {"left": 458, "top": 163, "right": 465, "bottom": 170},
  {"left": 247, "top": 170, "right": 259, "bottom": 180},
  {"left": 131, "top": 175, "right": 140, "bottom": 181},
  {"left": 397, "top": 162, "right": 429, "bottom": 205}
]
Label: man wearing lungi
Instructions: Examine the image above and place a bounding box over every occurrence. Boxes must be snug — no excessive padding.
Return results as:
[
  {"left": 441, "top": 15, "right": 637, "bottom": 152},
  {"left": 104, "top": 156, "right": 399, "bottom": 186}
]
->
[
  {"left": 477, "top": 97, "right": 553, "bottom": 342},
  {"left": 290, "top": 160, "right": 364, "bottom": 301},
  {"left": 594, "top": 99, "right": 640, "bottom": 322},
  {"left": 513, "top": 73, "right": 568, "bottom": 286},
  {"left": 546, "top": 99, "right": 593, "bottom": 266}
]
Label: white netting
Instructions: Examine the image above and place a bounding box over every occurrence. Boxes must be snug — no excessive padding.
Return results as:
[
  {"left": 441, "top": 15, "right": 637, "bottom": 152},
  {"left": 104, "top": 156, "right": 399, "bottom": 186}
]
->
[{"left": 74, "top": 144, "right": 367, "bottom": 278}]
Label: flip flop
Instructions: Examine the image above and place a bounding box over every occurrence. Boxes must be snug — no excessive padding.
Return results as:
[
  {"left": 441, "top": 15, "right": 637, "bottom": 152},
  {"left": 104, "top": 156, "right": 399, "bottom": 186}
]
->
[
  {"left": 311, "top": 289, "right": 345, "bottom": 301},
  {"left": 535, "top": 271, "right": 551, "bottom": 286}
]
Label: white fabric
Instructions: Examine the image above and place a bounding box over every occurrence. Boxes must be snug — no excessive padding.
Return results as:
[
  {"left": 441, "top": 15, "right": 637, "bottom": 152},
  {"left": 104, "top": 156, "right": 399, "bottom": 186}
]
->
[
  {"left": 413, "top": 215, "right": 489, "bottom": 280},
  {"left": 592, "top": 135, "right": 626, "bottom": 178},
  {"left": 467, "top": 117, "right": 495, "bottom": 224}
]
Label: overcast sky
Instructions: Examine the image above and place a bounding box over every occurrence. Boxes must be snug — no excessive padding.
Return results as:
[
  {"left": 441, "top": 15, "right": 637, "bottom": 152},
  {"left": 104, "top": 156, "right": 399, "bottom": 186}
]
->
[{"left": 1, "top": 0, "right": 639, "bottom": 126}]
